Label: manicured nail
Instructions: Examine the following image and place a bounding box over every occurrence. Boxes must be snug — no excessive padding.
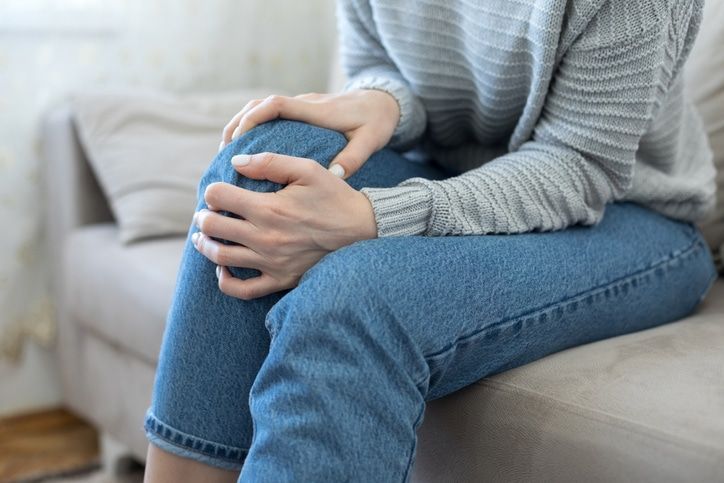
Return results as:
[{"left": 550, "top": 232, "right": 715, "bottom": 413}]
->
[
  {"left": 329, "top": 164, "right": 345, "bottom": 178},
  {"left": 218, "top": 141, "right": 225, "bottom": 153},
  {"left": 231, "top": 126, "right": 242, "bottom": 141},
  {"left": 191, "top": 232, "right": 200, "bottom": 245},
  {"left": 232, "top": 154, "right": 250, "bottom": 167},
  {"left": 216, "top": 265, "right": 222, "bottom": 279}
]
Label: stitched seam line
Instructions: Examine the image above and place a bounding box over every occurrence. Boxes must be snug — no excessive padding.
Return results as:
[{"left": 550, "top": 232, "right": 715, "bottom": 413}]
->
[
  {"left": 420, "top": 232, "right": 705, "bottom": 369},
  {"left": 144, "top": 413, "right": 248, "bottom": 463}
]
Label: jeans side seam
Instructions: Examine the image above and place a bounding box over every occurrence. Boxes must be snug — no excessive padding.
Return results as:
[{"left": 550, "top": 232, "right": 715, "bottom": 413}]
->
[
  {"left": 419, "top": 232, "right": 708, "bottom": 371},
  {"left": 401, "top": 399, "right": 427, "bottom": 483}
]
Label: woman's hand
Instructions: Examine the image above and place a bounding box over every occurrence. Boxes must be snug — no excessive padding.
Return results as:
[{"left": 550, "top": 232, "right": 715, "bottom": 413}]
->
[
  {"left": 220, "top": 90, "right": 400, "bottom": 179},
  {"left": 191, "top": 152, "right": 378, "bottom": 300}
]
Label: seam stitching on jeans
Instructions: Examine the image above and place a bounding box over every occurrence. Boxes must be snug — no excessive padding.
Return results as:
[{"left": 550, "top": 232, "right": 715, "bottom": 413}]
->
[
  {"left": 144, "top": 412, "right": 249, "bottom": 463},
  {"left": 402, "top": 399, "right": 427, "bottom": 482},
  {"left": 419, "top": 232, "right": 706, "bottom": 367}
]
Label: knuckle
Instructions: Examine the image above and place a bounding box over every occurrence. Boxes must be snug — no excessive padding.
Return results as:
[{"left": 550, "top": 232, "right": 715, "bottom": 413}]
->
[
  {"left": 218, "top": 278, "right": 232, "bottom": 296},
  {"left": 198, "top": 214, "right": 217, "bottom": 235},
  {"left": 236, "top": 284, "right": 254, "bottom": 300},
  {"left": 214, "top": 247, "right": 232, "bottom": 266},
  {"left": 254, "top": 152, "right": 277, "bottom": 167},
  {"left": 267, "top": 202, "right": 289, "bottom": 220},
  {"left": 204, "top": 182, "right": 223, "bottom": 204},
  {"left": 265, "top": 94, "right": 284, "bottom": 107},
  {"left": 271, "top": 230, "right": 291, "bottom": 247}
]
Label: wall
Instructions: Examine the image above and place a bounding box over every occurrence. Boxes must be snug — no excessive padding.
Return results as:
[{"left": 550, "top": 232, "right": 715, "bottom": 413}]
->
[{"left": 0, "top": 0, "right": 337, "bottom": 416}]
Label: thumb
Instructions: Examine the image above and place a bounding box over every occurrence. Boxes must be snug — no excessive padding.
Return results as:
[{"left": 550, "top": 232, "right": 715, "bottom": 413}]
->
[{"left": 328, "top": 133, "right": 378, "bottom": 180}]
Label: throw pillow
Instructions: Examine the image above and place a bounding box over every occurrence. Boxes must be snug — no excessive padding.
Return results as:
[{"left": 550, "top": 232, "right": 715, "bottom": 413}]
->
[{"left": 72, "top": 88, "right": 273, "bottom": 243}]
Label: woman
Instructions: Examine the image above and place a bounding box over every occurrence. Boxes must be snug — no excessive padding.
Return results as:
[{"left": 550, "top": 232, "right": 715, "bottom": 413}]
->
[{"left": 143, "top": 0, "right": 717, "bottom": 481}]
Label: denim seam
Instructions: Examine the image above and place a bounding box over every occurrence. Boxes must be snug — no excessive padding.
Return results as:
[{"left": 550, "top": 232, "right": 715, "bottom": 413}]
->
[
  {"left": 401, "top": 399, "right": 427, "bottom": 483},
  {"left": 144, "top": 412, "right": 248, "bottom": 465},
  {"left": 416, "top": 232, "right": 708, "bottom": 385}
]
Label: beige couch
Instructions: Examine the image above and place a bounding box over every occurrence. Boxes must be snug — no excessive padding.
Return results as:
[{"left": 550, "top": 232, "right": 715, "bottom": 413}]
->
[
  {"left": 43, "top": 100, "right": 724, "bottom": 483},
  {"left": 42, "top": 13, "right": 724, "bottom": 483}
]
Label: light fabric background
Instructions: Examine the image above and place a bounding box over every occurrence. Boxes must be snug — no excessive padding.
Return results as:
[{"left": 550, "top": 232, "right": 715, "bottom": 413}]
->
[{"left": 0, "top": 0, "right": 336, "bottom": 415}]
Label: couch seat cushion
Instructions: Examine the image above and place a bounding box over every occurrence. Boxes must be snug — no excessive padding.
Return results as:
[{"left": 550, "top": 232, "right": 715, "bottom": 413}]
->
[
  {"left": 413, "top": 279, "right": 724, "bottom": 482},
  {"left": 64, "top": 224, "right": 185, "bottom": 363},
  {"left": 66, "top": 224, "right": 724, "bottom": 480}
]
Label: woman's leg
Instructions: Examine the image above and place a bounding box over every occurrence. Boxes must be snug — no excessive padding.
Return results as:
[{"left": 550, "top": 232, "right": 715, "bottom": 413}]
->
[
  {"left": 239, "top": 202, "right": 717, "bottom": 481},
  {"left": 144, "top": 120, "right": 446, "bottom": 476}
]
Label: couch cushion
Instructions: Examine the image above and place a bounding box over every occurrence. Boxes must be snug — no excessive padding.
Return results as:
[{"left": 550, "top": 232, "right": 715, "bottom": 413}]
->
[
  {"left": 64, "top": 224, "right": 185, "bottom": 363},
  {"left": 413, "top": 279, "right": 724, "bottom": 482},
  {"left": 71, "top": 89, "right": 275, "bottom": 244}
]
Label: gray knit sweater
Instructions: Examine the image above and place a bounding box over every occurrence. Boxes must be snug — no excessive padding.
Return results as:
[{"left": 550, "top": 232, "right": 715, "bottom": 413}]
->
[{"left": 338, "top": 0, "right": 717, "bottom": 237}]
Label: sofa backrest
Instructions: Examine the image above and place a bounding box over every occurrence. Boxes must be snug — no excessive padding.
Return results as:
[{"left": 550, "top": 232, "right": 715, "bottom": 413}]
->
[{"left": 685, "top": 0, "right": 724, "bottom": 261}]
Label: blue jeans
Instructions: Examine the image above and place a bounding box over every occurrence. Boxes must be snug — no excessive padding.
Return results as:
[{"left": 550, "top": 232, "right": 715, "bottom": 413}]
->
[{"left": 145, "top": 120, "right": 717, "bottom": 482}]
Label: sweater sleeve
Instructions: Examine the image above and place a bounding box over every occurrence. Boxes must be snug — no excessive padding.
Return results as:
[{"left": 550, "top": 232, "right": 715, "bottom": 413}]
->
[
  {"left": 360, "top": 0, "right": 703, "bottom": 237},
  {"left": 336, "top": 0, "right": 426, "bottom": 150}
]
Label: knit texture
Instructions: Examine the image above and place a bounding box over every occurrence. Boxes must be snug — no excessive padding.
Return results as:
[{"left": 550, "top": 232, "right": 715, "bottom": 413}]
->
[{"left": 338, "top": 0, "right": 717, "bottom": 237}]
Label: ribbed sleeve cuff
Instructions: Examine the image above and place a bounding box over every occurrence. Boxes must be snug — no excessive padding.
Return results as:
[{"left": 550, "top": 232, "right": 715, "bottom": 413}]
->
[
  {"left": 360, "top": 184, "right": 433, "bottom": 237},
  {"left": 345, "top": 75, "right": 426, "bottom": 150}
]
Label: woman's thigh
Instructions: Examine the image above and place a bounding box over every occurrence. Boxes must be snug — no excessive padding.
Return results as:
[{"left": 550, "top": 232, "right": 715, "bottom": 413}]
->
[
  {"left": 267, "top": 201, "right": 717, "bottom": 401},
  {"left": 145, "top": 120, "right": 447, "bottom": 469}
]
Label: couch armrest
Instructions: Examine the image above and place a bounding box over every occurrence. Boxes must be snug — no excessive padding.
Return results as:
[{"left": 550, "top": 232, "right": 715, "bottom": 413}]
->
[{"left": 41, "top": 104, "right": 114, "bottom": 295}]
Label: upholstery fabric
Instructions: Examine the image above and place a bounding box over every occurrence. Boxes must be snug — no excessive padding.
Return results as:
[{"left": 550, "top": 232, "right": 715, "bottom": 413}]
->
[
  {"left": 64, "top": 220, "right": 724, "bottom": 480},
  {"left": 64, "top": 224, "right": 184, "bottom": 363},
  {"left": 413, "top": 280, "right": 724, "bottom": 482},
  {"left": 72, "top": 89, "right": 274, "bottom": 243},
  {"left": 78, "top": 331, "right": 157, "bottom": 460},
  {"left": 685, "top": 0, "right": 724, "bottom": 263}
]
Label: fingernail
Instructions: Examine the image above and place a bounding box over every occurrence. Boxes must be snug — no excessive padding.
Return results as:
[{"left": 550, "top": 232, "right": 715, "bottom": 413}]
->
[
  {"left": 232, "top": 154, "right": 250, "bottom": 167},
  {"left": 191, "top": 232, "right": 199, "bottom": 245},
  {"left": 218, "top": 141, "right": 225, "bottom": 153},
  {"left": 216, "top": 265, "right": 222, "bottom": 279},
  {"left": 231, "top": 126, "right": 242, "bottom": 141},
  {"left": 329, "top": 164, "right": 345, "bottom": 178}
]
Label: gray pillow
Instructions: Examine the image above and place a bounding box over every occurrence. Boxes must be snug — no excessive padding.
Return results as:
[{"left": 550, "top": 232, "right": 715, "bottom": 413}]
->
[{"left": 72, "top": 88, "right": 273, "bottom": 243}]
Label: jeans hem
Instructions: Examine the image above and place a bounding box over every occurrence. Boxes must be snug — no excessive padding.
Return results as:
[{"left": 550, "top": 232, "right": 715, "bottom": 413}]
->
[{"left": 144, "top": 410, "right": 247, "bottom": 471}]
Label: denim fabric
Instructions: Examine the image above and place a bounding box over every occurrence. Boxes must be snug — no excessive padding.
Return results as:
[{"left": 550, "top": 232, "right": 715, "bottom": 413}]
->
[{"left": 145, "top": 120, "right": 718, "bottom": 482}]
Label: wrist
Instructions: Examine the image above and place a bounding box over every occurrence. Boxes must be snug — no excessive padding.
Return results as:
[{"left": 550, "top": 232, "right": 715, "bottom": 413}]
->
[
  {"left": 359, "top": 89, "right": 400, "bottom": 136},
  {"left": 369, "top": 89, "right": 400, "bottom": 129},
  {"left": 353, "top": 190, "right": 379, "bottom": 242}
]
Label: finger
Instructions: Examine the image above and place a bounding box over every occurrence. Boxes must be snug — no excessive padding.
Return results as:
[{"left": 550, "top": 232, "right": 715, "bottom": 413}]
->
[
  {"left": 233, "top": 95, "right": 293, "bottom": 140},
  {"left": 222, "top": 99, "right": 263, "bottom": 146},
  {"left": 230, "top": 152, "right": 320, "bottom": 186},
  {"left": 328, "top": 131, "right": 378, "bottom": 179},
  {"left": 217, "top": 267, "right": 282, "bottom": 300},
  {"left": 204, "top": 182, "right": 270, "bottom": 223},
  {"left": 234, "top": 95, "right": 335, "bottom": 141},
  {"left": 193, "top": 209, "right": 264, "bottom": 250},
  {"left": 191, "top": 232, "right": 267, "bottom": 270},
  {"left": 294, "top": 92, "right": 325, "bottom": 101}
]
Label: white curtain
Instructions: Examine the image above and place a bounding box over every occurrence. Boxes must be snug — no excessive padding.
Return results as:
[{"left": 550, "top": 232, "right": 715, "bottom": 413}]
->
[{"left": 0, "top": 0, "right": 336, "bottom": 411}]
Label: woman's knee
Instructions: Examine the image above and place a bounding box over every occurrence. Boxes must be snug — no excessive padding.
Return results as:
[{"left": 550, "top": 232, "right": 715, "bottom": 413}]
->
[
  {"left": 198, "top": 120, "right": 347, "bottom": 198},
  {"left": 264, "top": 239, "right": 410, "bottom": 340}
]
